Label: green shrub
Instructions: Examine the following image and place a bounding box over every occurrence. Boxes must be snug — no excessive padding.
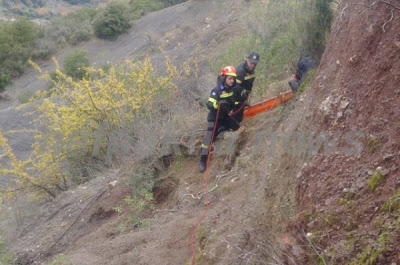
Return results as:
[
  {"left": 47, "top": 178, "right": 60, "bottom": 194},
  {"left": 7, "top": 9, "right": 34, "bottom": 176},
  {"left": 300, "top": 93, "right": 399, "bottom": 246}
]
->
[
  {"left": 18, "top": 90, "right": 35, "bottom": 104},
  {"left": 382, "top": 190, "right": 400, "bottom": 213},
  {"left": 50, "top": 254, "right": 73, "bottom": 265},
  {"left": 349, "top": 245, "right": 386, "bottom": 265},
  {"left": 0, "top": 73, "right": 12, "bottom": 93},
  {"left": 0, "top": 18, "right": 39, "bottom": 92},
  {"left": 298, "top": 69, "right": 316, "bottom": 94},
  {"left": 302, "top": 0, "right": 335, "bottom": 59},
  {"left": 63, "top": 51, "right": 90, "bottom": 79},
  {"left": 63, "top": 0, "right": 90, "bottom": 5},
  {"left": 32, "top": 8, "right": 96, "bottom": 60},
  {"left": 0, "top": 233, "right": 14, "bottom": 265},
  {"left": 159, "top": 0, "right": 187, "bottom": 6},
  {"left": 69, "top": 27, "right": 92, "bottom": 46},
  {"left": 93, "top": 2, "right": 132, "bottom": 40},
  {"left": 68, "top": 7, "right": 97, "bottom": 22},
  {"left": 367, "top": 138, "right": 381, "bottom": 153},
  {"left": 128, "top": 0, "right": 165, "bottom": 19},
  {"left": 368, "top": 170, "right": 384, "bottom": 192}
]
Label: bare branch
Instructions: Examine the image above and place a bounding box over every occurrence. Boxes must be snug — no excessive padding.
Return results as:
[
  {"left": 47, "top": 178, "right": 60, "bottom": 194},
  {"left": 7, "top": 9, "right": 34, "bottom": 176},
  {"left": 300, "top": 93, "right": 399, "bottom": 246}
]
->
[
  {"left": 48, "top": 187, "right": 108, "bottom": 251},
  {"left": 382, "top": 8, "right": 395, "bottom": 32},
  {"left": 379, "top": 0, "right": 400, "bottom": 10},
  {"left": 340, "top": 3, "right": 349, "bottom": 21},
  {"left": 353, "top": 0, "right": 400, "bottom": 10},
  {"left": 300, "top": 229, "right": 327, "bottom": 265},
  {"left": 154, "top": 170, "right": 237, "bottom": 213}
]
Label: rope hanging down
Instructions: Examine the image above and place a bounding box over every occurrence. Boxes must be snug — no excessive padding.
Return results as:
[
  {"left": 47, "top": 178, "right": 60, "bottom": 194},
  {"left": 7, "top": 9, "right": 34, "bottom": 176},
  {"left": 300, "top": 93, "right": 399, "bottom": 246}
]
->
[{"left": 190, "top": 103, "right": 221, "bottom": 265}]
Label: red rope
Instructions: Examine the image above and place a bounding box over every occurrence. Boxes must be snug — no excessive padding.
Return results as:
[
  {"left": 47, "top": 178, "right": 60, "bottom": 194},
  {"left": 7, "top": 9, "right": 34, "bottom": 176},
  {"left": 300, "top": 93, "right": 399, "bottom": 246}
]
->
[
  {"left": 190, "top": 104, "right": 221, "bottom": 265},
  {"left": 230, "top": 101, "right": 247, "bottom": 117},
  {"left": 189, "top": 92, "right": 284, "bottom": 263}
]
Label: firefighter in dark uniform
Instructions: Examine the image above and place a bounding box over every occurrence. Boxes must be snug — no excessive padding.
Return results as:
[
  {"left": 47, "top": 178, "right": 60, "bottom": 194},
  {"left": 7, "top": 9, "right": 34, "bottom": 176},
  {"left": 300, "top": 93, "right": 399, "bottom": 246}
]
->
[
  {"left": 232, "top": 51, "right": 260, "bottom": 123},
  {"left": 288, "top": 54, "right": 316, "bottom": 93},
  {"left": 199, "top": 66, "right": 241, "bottom": 172}
]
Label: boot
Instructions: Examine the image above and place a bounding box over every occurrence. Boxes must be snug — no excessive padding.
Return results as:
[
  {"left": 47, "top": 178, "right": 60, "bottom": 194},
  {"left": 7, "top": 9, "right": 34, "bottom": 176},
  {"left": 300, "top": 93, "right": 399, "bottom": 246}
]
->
[
  {"left": 199, "top": 155, "right": 208, "bottom": 172},
  {"left": 288, "top": 79, "right": 299, "bottom": 93},
  {"left": 216, "top": 125, "right": 228, "bottom": 138}
]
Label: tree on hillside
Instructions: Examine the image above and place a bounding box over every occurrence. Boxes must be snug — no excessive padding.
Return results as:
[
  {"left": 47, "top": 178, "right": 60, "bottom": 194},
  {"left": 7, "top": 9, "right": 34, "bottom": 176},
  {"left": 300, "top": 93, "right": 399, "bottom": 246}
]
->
[
  {"left": 63, "top": 0, "right": 90, "bottom": 5},
  {"left": 0, "top": 19, "right": 39, "bottom": 93},
  {"left": 0, "top": 58, "right": 177, "bottom": 199},
  {"left": 159, "top": 0, "right": 187, "bottom": 6},
  {"left": 128, "top": 0, "right": 165, "bottom": 19},
  {"left": 2, "top": 0, "right": 45, "bottom": 8},
  {"left": 32, "top": 8, "right": 97, "bottom": 59},
  {"left": 63, "top": 51, "right": 90, "bottom": 79},
  {"left": 93, "top": 2, "right": 131, "bottom": 40}
]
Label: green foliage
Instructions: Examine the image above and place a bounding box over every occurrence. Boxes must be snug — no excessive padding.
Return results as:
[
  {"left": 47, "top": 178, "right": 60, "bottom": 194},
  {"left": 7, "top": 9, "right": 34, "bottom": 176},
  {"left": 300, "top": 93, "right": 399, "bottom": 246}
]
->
[
  {"left": 63, "top": 51, "right": 90, "bottom": 79},
  {"left": 69, "top": 7, "right": 98, "bottom": 22},
  {"left": 63, "top": 0, "right": 90, "bottom": 5},
  {"left": 0, "top": 18, "right": 39, "bottom": 92},
  {"left": 197, "top": 225, "right": 207, "bottom": 246},
  {"left": 298, "top": 69, "right": 316, "bottom": 94},
  {"left": 130, "top": 169, "right": 156, "bottom": 201},
  {"left": 93, "top": 2, "right": 131, "bottom": 40},
  {"left": 127, "top": 0, "right": 188, "bottom": 21},
  {"left": 221, "top": 183, "right": 232, "bottom": 194},
  {"left": 368, "top": 171, "right": 384, "bottom": 192},
  {"left": 212, "top": 0, "right": 336, "bottom": 99},
  {"left": 382, "top": 190, "right": 400, "bottom": 213},
  {"left": 112, "top": 204, "right": 123, "bottom": 213},
  {"left": 171, "top": 155, "right": 185, "bottom": 174},
  {"left": 114, "top": 168, "right": 158, "bottom": 230},
  {"left": 303, "top": 0, "right": 335, "bottom": 58},
  {"left": 367, "top": 138, "right": 381, "bottom": 153},
  {"left": 50, "top": 254, "right": 73, "bottom": 265},
  {"left": 304, "top": 212, "right": 311, "bottom": 223},
  {"left": 349, "top": 245, "right": 385, "bottom": 265},
  {"left": 0, "top": 57, "right": 177, "bottom": 199},
  {"left": 324, "top": 214, "right": 337, "bottom": 227},
  {"left": 32, "top": 8, "right": 96, "bottom": 59},
  {"left": 2, "top": 0, "right": 45, "bottom": 11},
  {"left": 128, "top": 0, "right": 165, "bottom": 19},
  {"left": 18, "top": 90, "right": 35, "bottom": 104},
  {"left": 0, "top": 232, "right": 14, "bottom": 265},
  {"left": 159, "top": 0, "right": 187, "bottom": 6},
  {"left": 0, "top": 73, "right": 12, "bottom": 93}
]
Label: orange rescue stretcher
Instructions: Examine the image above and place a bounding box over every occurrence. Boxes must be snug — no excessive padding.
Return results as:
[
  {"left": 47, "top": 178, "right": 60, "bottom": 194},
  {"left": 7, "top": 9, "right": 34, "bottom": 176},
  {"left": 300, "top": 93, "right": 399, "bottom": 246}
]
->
[{"left": 244, "top": 90, "right": 294, "bottom": 118}]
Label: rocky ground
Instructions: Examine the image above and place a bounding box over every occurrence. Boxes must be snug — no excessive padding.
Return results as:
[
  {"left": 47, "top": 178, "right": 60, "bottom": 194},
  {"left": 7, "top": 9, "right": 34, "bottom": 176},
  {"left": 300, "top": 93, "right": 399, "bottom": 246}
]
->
[
  {"left": 284, "top": 1, "right": 400, "bottom": 264},
  {"left": 1, "top": 0, "right": 399, "bottom": 264}
]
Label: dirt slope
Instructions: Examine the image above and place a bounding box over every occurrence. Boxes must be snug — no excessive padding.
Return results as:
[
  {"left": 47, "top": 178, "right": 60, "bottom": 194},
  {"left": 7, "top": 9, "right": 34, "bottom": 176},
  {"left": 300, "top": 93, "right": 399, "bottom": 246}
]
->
[
  {"left": 284, "top": 0, "right": 400, "bottom": 264},
  {"left": 0, "top": 0, "right": 247, "bottom": 179},
  {"left": 6, "top": 1, "right": 300, "bottom": 264},
  {"left": 4, "top": 0, "right": 400, "bottom": 264},
  {"left": 0, "top": 0, "right": 244, "bottom": 110},
  {"left": 9, "top": 102, "right": 306, "bottom": 265}
]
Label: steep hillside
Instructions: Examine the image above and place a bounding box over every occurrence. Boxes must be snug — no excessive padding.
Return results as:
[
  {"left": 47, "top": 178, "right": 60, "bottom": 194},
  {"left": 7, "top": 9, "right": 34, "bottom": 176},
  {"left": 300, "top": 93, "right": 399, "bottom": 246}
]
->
[
  {"left": 0, "top": 0, "right": 106, "bottom": 18},
  {"left": 284, "top": 0, "right": 400, "bottom": 264},
  {"left": 2, "top": 0, "right": 399, "bottom": 264},
  {"left": 0, "top": 0, "right": 247, "bottom": 172}
]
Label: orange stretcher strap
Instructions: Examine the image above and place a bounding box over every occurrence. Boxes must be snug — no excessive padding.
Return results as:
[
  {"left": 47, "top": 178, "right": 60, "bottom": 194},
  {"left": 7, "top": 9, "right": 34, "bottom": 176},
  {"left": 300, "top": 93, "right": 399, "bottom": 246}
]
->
[{"left": 244, "top": 90, "right": 294, "bottom": 118}]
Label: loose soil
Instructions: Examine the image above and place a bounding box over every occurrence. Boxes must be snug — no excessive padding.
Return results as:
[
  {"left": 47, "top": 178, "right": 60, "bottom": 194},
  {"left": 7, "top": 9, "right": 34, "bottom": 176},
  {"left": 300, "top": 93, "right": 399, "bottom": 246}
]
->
[{"left": 2, "top": 0, "right": 400, "bottom": 264}]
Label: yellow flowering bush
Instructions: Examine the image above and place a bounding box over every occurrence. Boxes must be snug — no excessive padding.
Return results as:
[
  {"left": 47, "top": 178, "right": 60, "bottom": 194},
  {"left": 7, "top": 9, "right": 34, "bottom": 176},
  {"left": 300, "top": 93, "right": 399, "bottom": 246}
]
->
[{"left": 0, "top": 57, "right": 177, "bottom": 199}]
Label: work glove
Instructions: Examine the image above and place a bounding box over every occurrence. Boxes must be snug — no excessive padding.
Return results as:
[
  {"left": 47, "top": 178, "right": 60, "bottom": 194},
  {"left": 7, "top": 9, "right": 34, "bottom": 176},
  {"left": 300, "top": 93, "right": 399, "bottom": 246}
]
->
[
  {"left": 238, "top": 89, "right": 250, "bottom": 101},
  {"left": 241, "top": 89, "right": 250, "bottom": 98}
]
